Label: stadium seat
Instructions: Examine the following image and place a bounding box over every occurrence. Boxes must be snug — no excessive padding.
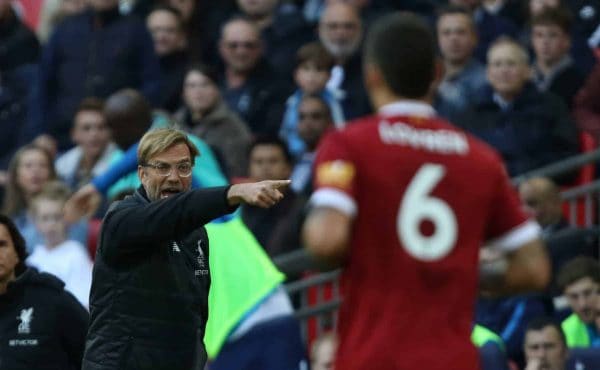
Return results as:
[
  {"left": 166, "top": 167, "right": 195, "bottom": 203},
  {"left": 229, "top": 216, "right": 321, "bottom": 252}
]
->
[{"left": 561, "top": 132, "right": 597, "bottom": 226}]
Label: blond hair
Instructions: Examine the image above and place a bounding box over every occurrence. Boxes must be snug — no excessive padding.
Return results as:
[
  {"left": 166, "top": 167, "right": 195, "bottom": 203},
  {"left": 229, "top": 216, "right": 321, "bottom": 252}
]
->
[
  {"left": 137, "top": 128, "right": 199, "bottom": 165},
  {"left": 30, "top": 181, "right": 71, "bottom": 216}
]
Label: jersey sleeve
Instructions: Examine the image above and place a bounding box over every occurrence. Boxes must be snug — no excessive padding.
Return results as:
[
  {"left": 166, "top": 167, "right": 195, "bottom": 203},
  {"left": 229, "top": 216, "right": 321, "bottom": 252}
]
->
[
  {"left": 485, "top": 159, "right": 540, "bottom": 252},
  {"left": 309, "top": 131, "right": 358, "bottom": 217}
]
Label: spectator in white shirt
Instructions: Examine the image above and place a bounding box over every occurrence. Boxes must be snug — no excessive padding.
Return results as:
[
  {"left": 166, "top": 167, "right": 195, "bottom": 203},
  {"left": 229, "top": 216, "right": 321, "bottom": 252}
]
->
[{"left": 26, "top": 181, "right": 93, "bottom": 309}]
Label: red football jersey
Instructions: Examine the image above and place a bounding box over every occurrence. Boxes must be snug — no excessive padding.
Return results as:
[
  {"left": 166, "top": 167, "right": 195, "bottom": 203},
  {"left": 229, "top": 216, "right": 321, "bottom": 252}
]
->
[{"left": 311, "top": 102, "right": 539, "bottom": 370}]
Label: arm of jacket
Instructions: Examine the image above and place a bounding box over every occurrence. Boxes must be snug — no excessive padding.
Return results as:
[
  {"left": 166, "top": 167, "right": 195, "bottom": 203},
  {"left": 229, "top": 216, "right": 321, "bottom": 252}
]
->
[
  {"left": 57, "top": 290, "right": 89, "bottom": 370},
  {"left": 573, "top": 63, "right": 600, "bottom": 141},
  {"left": 101, "top": 186, "right": 235, "bottom": 261}
]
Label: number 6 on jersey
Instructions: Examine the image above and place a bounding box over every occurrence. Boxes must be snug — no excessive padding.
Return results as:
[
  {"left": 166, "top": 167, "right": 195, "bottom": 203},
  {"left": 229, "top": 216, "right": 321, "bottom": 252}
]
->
[{"left": 397, "top": 164, "right": 458, "bottom": 262}]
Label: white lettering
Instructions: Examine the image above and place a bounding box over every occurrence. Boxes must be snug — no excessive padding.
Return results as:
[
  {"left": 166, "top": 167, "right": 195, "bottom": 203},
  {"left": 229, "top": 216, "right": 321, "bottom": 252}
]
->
[
  {"left": 378, "top": 121, "right": 469, "bottom": 155},
  {"left": 9, "top": 339, "right": 38, "bottom": 346}
]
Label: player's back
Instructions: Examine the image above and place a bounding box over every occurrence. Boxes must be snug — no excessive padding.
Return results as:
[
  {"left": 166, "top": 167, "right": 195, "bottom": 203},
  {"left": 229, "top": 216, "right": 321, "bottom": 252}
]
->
[{"left": 313, "top": 106, "right": 525, "bottom": 370}]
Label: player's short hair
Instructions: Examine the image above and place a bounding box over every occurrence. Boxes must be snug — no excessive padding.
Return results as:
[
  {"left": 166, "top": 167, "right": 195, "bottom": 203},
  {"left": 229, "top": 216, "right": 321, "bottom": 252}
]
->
[
  {"left": 248, "top": 136, "right": 293, "bottom": 165},
  {"left": 556, "top": 256, "right": 600, "bottom": 292},
  {"left": 296, "top": 41, "right": 335, "bottom": 71},
  {"left": 487, "top": 36, "right": 530, "bottom": 65},
  {"left": 531, "top": 6, "right": 573, "bottom": 35},
  {"left": 185, "top": 63, "right": 220, "bottom": 86},
  {"left": 364, "top": 12, "right": 435, "bottom": 99},
  {"left": 138, "top": 128, "right": 199, "bottom": 166},
  {"left": 436, "top": 5, "right": 477, "bottom": 32},
  {"left": 525, "top": 316, "right": 566, "bottom": 347},
  {"left": 0, "top": 213, "right": 28, "bottom": 275}
]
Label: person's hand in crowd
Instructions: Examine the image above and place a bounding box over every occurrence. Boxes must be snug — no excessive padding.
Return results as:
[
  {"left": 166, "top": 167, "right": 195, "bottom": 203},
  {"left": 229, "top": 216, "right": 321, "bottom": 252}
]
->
[
  {"left": 227, "top": 180, "right": 291, "bottom": 208},
  {"left": 64, "top": 183, "right": 102, "bottom": 223},
  {"left": 524, "top": 358, "right": 543, "bottom": 370},
  {"left": 32, "top": 134, "right": 58, "bottom": 159}
]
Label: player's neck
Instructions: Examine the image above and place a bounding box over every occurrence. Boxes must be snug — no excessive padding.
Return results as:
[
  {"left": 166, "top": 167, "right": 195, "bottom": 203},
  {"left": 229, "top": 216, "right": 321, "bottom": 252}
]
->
[{"left": 370, "top": 89, "right": 430, "bottom": 111}]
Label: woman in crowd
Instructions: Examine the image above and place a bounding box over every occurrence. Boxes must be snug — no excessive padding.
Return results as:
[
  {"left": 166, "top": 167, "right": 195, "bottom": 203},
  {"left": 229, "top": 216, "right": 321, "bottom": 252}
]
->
[{"left": 174, "top": 64, "right": 252, "bottom": 179}]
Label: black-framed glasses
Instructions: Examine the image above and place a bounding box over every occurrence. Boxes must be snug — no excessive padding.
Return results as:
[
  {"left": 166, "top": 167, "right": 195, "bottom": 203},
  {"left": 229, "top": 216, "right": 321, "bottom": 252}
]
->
[{"left": 142, "top": 162, "right": 193, "bottom": 177}]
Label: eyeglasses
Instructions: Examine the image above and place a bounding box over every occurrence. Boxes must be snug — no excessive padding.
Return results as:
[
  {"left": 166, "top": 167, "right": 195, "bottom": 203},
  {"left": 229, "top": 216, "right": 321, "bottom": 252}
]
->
[
  {"left": 223, "top": 41, "right": 259, "bottom": 50},
  {"left": 142, "top": 162, "right": 193, "bottom": 177}
]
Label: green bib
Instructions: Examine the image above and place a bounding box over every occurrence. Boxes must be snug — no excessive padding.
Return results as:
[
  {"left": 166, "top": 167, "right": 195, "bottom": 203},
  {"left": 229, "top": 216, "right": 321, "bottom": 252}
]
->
[{"left": 203, "top": 217, "right": 285, "bottom": 358}]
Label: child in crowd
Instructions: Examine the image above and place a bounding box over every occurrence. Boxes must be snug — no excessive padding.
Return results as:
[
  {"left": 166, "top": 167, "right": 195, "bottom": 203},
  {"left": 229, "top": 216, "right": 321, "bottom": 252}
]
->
[
  {"left": 26, "top": 181, "right": 93, "bottom": 309},
  {"left": 279, "top": 41, "right": 344, "bottom": 159}
]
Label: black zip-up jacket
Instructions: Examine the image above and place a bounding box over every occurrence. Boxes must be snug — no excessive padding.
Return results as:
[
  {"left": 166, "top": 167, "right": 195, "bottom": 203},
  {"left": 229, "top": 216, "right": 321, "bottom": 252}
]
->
[
  {"left": 0, "top": 268, "right": 88, "bottom": 370},
  {"left": 82, "top": 186, "right": 235, "bottom": 370}
]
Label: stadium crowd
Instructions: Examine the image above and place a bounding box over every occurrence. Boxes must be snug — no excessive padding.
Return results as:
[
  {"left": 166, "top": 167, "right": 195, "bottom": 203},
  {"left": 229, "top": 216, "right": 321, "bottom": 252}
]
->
[{"left": 1, "top": 0, "right": 600, "bottom": 369}]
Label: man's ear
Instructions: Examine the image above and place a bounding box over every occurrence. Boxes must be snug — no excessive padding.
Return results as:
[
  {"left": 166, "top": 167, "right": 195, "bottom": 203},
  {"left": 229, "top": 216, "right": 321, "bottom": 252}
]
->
[
  {"left": 137, "top": 165, "right": 146, "bottom": 186},
  {"left": 363, "top": 62, "right": 383, "bottom": 91}
]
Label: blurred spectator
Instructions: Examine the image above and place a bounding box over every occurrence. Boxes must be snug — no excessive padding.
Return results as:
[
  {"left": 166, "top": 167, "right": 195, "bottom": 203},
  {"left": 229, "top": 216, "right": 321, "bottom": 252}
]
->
[
  {"left": 26, "top": 181, "right": 92, "bottom": 309},
  {"left": 159, "top": 0, "right": 236, "bottom": 63},
  {"left": 474, "top": 324, "right": 511, "bottom": 370},
  {"left": 33, "top": 0, "right": 161, "bottom": 151},
  {"left": 237, "top": 0, "right": 314, "bottom": 76},
  {"left": 146, "top": 4, "right": 189, "bottom": 112},
  {"left": 476, "top": 295, "right": 548, "bottom": 367},
  {"left": 290, "top": 94, "right": 333, "bottom": 196},
  {"left": 241, "top": 137, "right": 305, "bottom": 257},
  {"left": 519, "top": 177, "right": 567, "bottom": 237},
  {"left": 55, "top": 97, "right": 117, "bottom": 191},
  {"left": 523, "top": 316, "right": 568, "bottom": 370},
  {"left": 434, "top": 5, "right": 487, "bottom": 120},
  {"left": 280, "top": 41, "right": 344, "bottom": 159},
  {"left": 0, "top": 69, "right": 30, "bottom": 172},
  {"left": 174, "top": 64, "right": 252, "bottom": 179},
  {"left": 206, "top": 217, "right": 308, "bottom": 370},
  {"left": 573, "top": 62, "right": 600, "bottom": 142},
  {"left": 217, "top": 17, "right": 290, "bottom": 136},
  {"left": 318, "top": 2, "right": 371, "bottom": 120},
  {"left": 449, "top": 0, "right": 519, "bottom": 62},
  {"left": 531, "top": 7, "right": 585, "bottom": 110},
  {"left": 310, "top": 332, "right": 337, "bottom": 370},
  {"left": 0, "top": 0, "right": 40, "bottom": 73},
  {"left": 1, "top": 144, "right": 88, "bottom": 252},
  {"left": 557, "top": 257, "right": 600, "bottom": 348},
  {"left": 519, "top": 177, "right": 597, "bottom": 298},
  {"left": 303, "top": 0, "right": 394, "bottom": 29},
  {"left": 37, "top": 0, "right": 86, "bottom": 43},
  {"left": 481, "top": 0, "right": 525, "bottom": 27},
  {"left": 524, "top": 0, "right": 597, "bottom": 74},
  {"left": 455, "top": 37, "right": 579, "bottom": 180},
  {"left": 0, "top": 214, "right": 88, "bottom": 370}
]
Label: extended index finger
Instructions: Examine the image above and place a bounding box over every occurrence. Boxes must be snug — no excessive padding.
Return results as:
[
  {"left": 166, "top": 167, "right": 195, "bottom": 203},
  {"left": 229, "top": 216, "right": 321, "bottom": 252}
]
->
[{"left": 268, "top": 180, "right": 292, "bottom": 189}]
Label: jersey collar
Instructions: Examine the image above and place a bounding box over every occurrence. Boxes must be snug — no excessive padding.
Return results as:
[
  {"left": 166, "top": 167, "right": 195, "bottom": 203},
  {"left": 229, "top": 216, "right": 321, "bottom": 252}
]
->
[{"left": 378, "top": 100, "right": 436, "bottom": 118}]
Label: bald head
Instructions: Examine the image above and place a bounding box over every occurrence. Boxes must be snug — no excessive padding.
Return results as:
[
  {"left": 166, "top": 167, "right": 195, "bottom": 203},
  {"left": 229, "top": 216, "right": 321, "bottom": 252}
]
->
[
  {"left": 519, "top": 177, "right": 563, "bottom": 228},
  {"left": 319, "top": 2, "right": 362, "bottom": 62},
  {"left": 104, "top": 89, "right": 152, "bottom": 149}
]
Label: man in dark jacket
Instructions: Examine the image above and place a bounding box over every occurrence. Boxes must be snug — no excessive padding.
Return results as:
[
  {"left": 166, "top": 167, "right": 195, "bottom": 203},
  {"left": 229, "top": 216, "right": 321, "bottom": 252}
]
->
[
  {"left": 81, "top": 128, "right": 289, "bottom": 370},
  {"left": 0, "top": 214, "right": 88, "bottom": 370},
  {"left": 0, "top": 0, "right": 39, "bottom": 73},
  {"left": 33, "top": 0, "right": 161, "bottom": 151},
  {"left": 455, "top": 37, "right": 579, "bottom": 182}
]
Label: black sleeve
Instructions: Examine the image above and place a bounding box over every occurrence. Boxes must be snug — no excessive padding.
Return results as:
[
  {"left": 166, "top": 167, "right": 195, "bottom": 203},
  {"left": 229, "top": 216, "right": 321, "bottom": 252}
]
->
[
  {"left": 101, "top": 186, "right": 236, "bottom": 260},
  {"left": 57, "top": 291, "right": 89, "bottom": 370}
]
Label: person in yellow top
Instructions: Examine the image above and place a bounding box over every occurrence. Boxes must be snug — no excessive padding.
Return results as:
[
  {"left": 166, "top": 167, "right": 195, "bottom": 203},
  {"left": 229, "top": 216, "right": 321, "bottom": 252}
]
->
[{"left": 556, "top": 257, "right": 600, "bottom": 348}]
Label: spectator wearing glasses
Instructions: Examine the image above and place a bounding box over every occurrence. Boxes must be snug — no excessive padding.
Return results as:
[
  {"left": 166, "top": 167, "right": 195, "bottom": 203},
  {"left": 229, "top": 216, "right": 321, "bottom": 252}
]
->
[{"left": 217, "top": 17, "right": 290, "bottom": 137}]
